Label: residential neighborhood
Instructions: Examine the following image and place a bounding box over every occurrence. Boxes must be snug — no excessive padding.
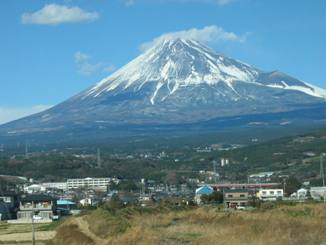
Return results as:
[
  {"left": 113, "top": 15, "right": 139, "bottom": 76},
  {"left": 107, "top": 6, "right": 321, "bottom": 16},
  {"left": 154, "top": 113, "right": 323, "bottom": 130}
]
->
[{"left": 1, "top": 170, "right": 326, "bottom": 224}]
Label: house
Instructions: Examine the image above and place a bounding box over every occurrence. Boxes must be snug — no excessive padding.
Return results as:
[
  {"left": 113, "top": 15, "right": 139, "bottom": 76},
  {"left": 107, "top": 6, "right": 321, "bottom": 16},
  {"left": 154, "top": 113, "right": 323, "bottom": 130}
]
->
[
  {"left": 17, "top": 194, "right": 57, "bottom": 222},
  {"left": 257, "top": 189, "right": 283, "bottom": 201},
  {"left": 57, "top": 199, "right": 77, "bottom": 215},
  {"left": 195, "top": 185, "right": 214, "bottom": 204},
  {"left": 224, "top": 189, "right": 249, "bottom": 209},
  {"left": 296, "top": 188, "right": 308, "bottom": 199}
]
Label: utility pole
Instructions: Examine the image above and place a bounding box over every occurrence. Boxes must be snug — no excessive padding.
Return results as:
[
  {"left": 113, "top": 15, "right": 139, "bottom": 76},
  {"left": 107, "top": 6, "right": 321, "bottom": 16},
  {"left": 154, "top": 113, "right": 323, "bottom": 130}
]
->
[{"left": 31, "top": 212, "right": 35, "bottom": 245}]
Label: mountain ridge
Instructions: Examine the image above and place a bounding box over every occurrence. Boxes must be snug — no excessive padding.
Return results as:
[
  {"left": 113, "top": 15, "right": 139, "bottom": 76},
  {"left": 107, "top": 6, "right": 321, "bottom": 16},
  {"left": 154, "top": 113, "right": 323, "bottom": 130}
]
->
[{"left": 80, "top": 38, "right": 326, "bottom": 102}]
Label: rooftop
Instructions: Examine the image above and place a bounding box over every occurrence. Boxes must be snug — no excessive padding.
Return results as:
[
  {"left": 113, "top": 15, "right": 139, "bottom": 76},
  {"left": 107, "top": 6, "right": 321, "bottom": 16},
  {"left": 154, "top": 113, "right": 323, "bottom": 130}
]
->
[
  {"left": 224, "top": 189, "right": 249, "bottom": 193},
  {"left": 21, "top": 194, "right": 57, "bottom": 202}
]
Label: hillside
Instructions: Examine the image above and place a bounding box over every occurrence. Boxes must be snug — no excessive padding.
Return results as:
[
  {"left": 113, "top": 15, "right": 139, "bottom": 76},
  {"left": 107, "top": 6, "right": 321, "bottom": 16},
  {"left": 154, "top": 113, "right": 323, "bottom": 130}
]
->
[
  {"left": 214, "top": 128, "right": 326, "bottom": 183},
  {"left": 1, "top": 128, "right": 326, "bottom": 184},
  {"left": 46, "top": 203, "right": 326, "bottom": 245}
]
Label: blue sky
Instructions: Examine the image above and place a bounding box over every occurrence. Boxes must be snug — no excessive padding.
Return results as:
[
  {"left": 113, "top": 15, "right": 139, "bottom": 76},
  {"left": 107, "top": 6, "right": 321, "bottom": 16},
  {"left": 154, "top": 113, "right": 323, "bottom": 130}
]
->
[{"left": 0, "top": 0, "right": 325, "bottom": 124}]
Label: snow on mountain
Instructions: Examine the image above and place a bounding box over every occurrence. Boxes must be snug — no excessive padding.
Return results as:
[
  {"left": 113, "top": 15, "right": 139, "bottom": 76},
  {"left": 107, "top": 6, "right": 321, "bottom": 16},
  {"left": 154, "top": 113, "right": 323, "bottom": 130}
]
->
[
  {"left": 82, "top": 38, "right": 326, "bottom": 104},
  {"left": 83, "top": 39, "right": 260, "bottom": 104}
]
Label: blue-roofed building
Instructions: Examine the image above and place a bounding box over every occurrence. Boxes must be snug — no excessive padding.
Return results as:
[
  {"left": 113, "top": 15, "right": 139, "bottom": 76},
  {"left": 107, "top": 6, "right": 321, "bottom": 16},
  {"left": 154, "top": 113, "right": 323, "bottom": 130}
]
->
[
  {"left": 57, "top": 199, "right": 77, "bottom": 216},
  {"left": 195, "top": 185, "right": 213, "bottom": 204}
]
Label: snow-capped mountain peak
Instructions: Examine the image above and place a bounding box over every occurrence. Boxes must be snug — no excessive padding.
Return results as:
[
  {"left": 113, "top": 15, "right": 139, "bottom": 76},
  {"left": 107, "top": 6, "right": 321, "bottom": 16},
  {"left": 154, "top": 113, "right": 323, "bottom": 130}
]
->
[
  {"left": 84, "top": 38, "right": 260, "bottom": 103},
  {"left": 82, "top": 38, "right": 326, "bottom": 105}
]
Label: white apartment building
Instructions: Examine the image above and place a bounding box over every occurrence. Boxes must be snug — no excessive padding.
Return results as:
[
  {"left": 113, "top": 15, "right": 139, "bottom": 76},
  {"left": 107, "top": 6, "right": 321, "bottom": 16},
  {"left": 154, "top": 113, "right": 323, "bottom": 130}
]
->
[
  {"left": 257, "top": 189, "right": 283, "bottom": 201},
  {"left": 67, "top": 177, "right": 112, "bottom": 190},
  {"left": 42, "top": 182, "right": 68, "bottom": 191}
]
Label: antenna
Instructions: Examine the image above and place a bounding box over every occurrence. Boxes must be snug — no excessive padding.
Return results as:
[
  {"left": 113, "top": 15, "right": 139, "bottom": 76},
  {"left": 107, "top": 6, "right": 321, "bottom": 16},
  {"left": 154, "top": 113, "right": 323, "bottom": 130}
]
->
[{"left": 97, "top": 148, "right": 101, "bottom": 168}]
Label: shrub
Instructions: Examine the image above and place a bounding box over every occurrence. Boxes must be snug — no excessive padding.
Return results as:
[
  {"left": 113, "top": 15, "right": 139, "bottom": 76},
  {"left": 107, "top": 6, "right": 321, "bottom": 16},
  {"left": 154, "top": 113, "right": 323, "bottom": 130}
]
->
[{"left": 46, "top": 224, "right": 94, "bottom": 245}]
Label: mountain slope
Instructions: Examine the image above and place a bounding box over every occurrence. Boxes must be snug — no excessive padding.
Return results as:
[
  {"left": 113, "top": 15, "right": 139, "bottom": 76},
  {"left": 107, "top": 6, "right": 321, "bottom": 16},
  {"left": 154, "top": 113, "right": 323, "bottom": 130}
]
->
[{"left": 1, "top": 38, "right": 326, "bottom": 139}]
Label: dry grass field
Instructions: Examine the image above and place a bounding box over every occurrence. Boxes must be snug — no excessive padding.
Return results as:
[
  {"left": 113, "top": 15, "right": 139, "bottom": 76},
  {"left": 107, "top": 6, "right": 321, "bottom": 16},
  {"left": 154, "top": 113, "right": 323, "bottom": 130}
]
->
[
  {"left": 47, "top": 203, "right": 326, "bottom": 245},
  {"left": 0, "top": 220, "right": 60, "bottom": 244}
]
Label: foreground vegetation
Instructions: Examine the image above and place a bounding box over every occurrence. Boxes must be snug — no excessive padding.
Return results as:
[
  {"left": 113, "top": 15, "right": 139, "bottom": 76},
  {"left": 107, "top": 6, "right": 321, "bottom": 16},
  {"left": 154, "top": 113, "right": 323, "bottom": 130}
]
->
[
  {"left": 0, "top": 222, "right": 59, "bottom": 245},
  {"left": 47, "top": 202, "right": 326, "bottom": 245}
]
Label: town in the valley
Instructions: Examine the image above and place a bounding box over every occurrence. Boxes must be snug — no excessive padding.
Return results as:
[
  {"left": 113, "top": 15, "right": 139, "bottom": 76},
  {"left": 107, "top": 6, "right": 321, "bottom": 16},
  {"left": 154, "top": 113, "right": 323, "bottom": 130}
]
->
[{"left": 1, "top": 151, "right": 325, "bottom": 224}]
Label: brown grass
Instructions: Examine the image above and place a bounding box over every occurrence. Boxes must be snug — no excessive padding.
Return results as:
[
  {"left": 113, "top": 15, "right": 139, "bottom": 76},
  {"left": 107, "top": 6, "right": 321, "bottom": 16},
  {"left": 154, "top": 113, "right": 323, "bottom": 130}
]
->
[
  {"left": 84, "top": 208, "right": 130, "bottom": 238},
  {"left": 46, "top": 224, "right": 94, "bottom": 245},
  {"left": 48, "top": 203, "right": 326, "bottom": 245}
]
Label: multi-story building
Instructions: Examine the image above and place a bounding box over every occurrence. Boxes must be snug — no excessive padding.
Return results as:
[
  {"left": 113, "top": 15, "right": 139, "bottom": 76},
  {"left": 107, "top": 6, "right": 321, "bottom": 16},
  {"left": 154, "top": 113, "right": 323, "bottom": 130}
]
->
[
  {"left": 41, "top": 182, "right": 68, "bottom": 191},
  {"left": 17, "top": 194, "right": 57, "bottom": 222},
  {"left": 257, "top": 189, "right": 283, "bottom": 201},
  {"left": 224, "top": 189, "right": 249, "bottom": 209},
  {"left": 66, "top": 177, "right": 112, "bottom": 191}
]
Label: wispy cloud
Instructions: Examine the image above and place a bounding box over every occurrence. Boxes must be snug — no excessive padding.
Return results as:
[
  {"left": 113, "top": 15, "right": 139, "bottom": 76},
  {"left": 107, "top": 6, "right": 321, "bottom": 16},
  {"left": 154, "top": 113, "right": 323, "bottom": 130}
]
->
[
  {"left": 74, "top": 51, "right": 116, "bottom": 76},
  {"left": 140, "top": 25, "right": 247, "bottom": 51},
  {"left": 103, "top": 65, "right": 117, "bottom": 73},
  {"left": 215, "top": 0, "right": 236, "bottom": 5},
  {"left": 74, "top": 51, "right": 91, "bottom": 63},
  {"left": 0, "top": 105, "right": 52, "bottom": 125},
  {"left": 21, "top": 4, "right": 99, "bottom": 25},
  {"left": 124, "top": 0, "right": 236, "bottom": 6},
  {"left": 124, "top": 0, "right": 136, "bottom": 6}
]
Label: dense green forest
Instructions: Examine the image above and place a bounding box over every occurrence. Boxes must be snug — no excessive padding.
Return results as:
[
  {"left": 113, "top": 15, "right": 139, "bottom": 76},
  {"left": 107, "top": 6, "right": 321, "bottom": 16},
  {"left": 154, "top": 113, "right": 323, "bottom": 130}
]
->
[{"left": 0, "top": 128, "right": 326, "bottom": 185}]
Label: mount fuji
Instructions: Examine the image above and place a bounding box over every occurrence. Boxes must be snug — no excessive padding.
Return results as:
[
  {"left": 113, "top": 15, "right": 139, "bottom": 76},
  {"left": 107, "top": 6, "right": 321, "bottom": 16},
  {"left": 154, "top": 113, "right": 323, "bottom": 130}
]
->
[{"left": 1, "top": 38, "right": 326, "bottom": 142}]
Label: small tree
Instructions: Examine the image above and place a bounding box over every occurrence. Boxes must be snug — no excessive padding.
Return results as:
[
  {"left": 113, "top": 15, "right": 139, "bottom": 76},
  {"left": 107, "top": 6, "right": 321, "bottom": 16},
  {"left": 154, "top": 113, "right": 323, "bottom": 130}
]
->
[
  {"left": 117, "top": 180, "right": 138, "bottom": 192},
  {"left": 104, "top": 195, "right": 123, "bottom": 212},
  {"left": 209, "top": 191, "right": 224, "bottom": 203},
  {"left": 285, "top": 176, "right": 301, "bottom": 196},
  {"left": 200, "top": 191, "right": 223, "bottom": 204},
  {"left": 248, "top": 195, "right": 261, "bottom": 208},
  {"left": 200, "top": 194, "right": 210, "bottom": 204}
]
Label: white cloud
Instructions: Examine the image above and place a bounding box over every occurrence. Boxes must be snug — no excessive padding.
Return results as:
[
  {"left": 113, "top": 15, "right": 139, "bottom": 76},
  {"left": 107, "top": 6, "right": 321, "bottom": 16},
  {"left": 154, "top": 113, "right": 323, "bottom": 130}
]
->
[
  {"left": 215, "top": 0, "right": 235, "bottom": 5},
  {"left": 74, "top": 51, "right": 91, "bottom": 63},
  {"left": 74, "top": 51, "right": 116, "bottom": 76},
  {"left": 21, "top": 4, "right": 99, "bottom": 25},
  {"left": 124, "top": 0, "right": 136, "bottom": 6},
  {"left": 78, "top": 62, "right": 104, "bottom": 76},
  {"left": 140, "top": 25, "right": 247, "bottom": 51},
  {"left": 0, "top": 105, "right": 52, "bottom": 125}
]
